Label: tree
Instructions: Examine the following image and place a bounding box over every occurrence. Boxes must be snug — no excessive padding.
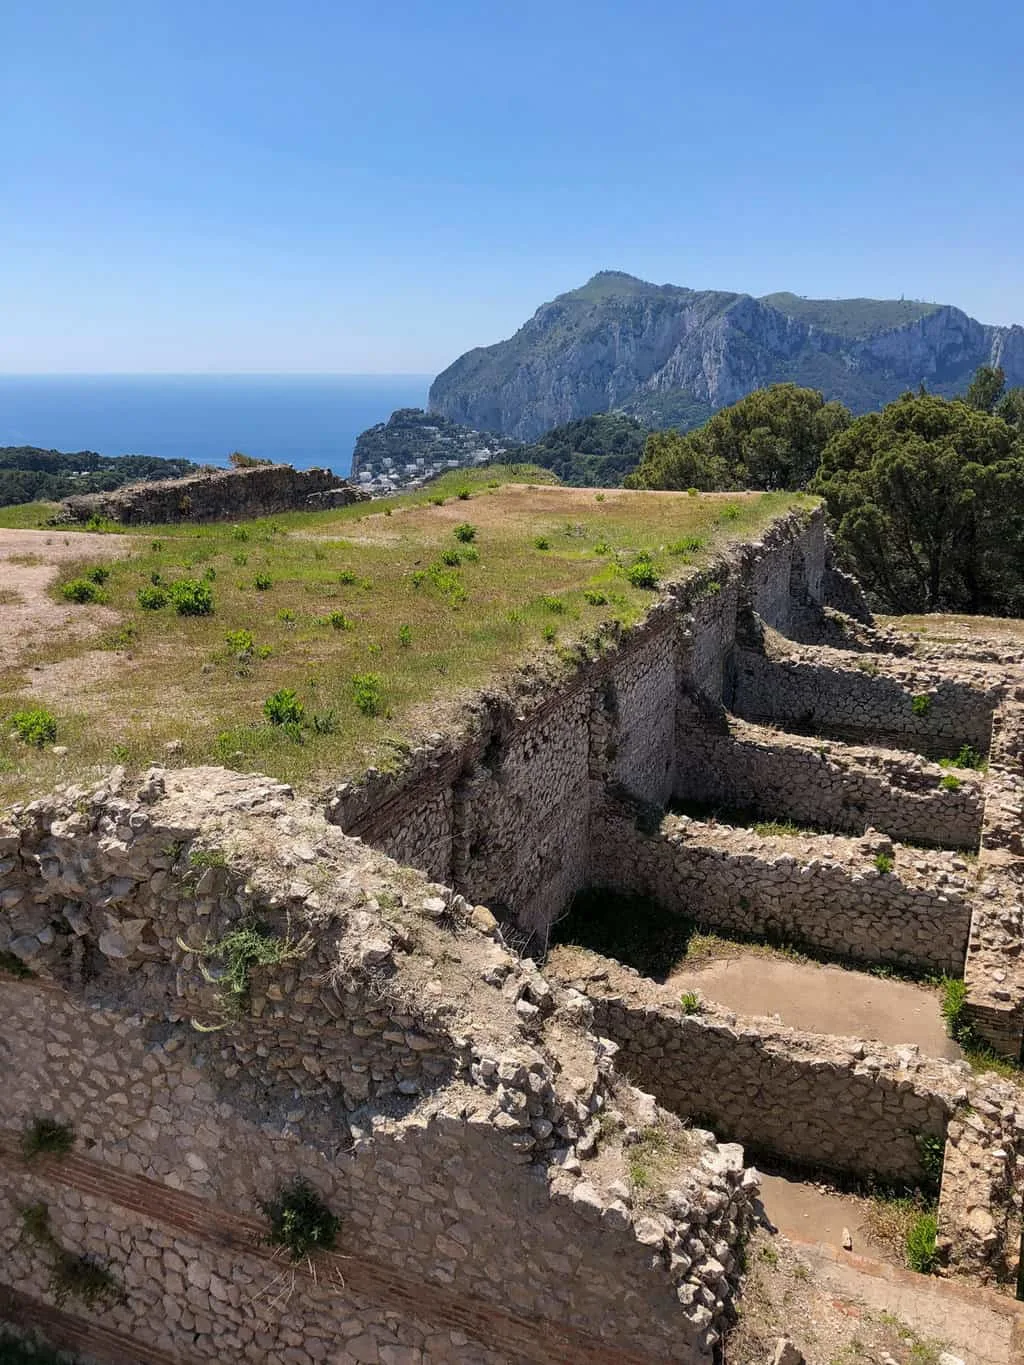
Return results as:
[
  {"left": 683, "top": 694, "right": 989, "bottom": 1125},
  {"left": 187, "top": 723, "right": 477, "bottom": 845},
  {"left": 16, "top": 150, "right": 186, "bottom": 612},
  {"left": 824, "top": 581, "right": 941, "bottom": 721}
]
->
[
  {"left": 812, "top": 392, "right": 1024, "bottom": 614},
  {"left": 964, "top": 365, "right": 1006, "bottom": 413},
  {"left": 625, "top": 384, "right": 851, "bottom": 491}
]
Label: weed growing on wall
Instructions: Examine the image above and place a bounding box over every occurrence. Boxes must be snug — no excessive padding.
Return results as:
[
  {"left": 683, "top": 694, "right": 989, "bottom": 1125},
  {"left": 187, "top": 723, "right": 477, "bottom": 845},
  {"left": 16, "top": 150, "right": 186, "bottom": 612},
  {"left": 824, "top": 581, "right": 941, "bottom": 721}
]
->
[
  {"left": 874, "top": 852, "right": 894, "bottom": 874},
  {"left": 916, "top": 1134, "right": 944, "bottom": 1191},
  {"left": 21, "top": 1118, "right": 74, "bottom": 1160},
  {"left": 18, "top": 1202, "right": 123, "bottom": 1310},
  {"left": 259, "top": 1178, "right": 341, "bottom": 1262},
  {"left": 940, "top": 745, "right": 986, "bottom": 771},
  {"left": 180, "top": 919, "right": 312, "bottom": 1022},
  {"left": 680, "top": 991, "right": 701, "bottom": 1015},
  {"left": 911, "top": 694, "right": 932, "bottom": 717}
]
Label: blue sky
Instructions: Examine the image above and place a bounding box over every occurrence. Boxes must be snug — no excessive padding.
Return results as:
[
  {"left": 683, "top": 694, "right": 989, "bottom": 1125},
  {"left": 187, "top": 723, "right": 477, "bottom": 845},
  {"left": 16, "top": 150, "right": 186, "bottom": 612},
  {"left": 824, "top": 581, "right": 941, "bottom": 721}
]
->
[{"left": 3, "top": 0, "right": 1022, "bottom": 373}]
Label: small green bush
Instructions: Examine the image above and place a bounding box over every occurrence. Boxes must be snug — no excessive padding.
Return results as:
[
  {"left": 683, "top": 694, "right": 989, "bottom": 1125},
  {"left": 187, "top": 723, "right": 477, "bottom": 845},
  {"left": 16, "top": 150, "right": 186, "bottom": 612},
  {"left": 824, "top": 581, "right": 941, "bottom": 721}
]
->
[
  {"left": 542, "top": 624, "right": 557, "bottom": 643},
  {"left": 680, "top": 991, "right": 701, "bottom": 1015},
  {"left": 941, "top": 744, "right": 985, "bottom": 771},
  {"left": 626, "top": 557, "right": 659, "bottom": 589},
  {"left": 138, "top": 585, "right": 168, "bottom": 610},
  {"left": 231, "top": 525, "right": 249, "bottom": 542},
  {"left": 593, "top": 540, "right": 611, "bottom": 555},
  {"left": 60, "top": 577, "right": 104, "bottom": 604},
  {"left": 226, "top": 629, "right": 255, "bottom": 656},
  {"left": 939, "top": 773, "right": 961, "bottom": 792},
  {"left": 429, "top": 495, "right": 445, "bottom": 506},
  {"left": 170, "top": 579, "right": 214, "bottom": 615},
  {"left": 905, "top": 1211, "right": 938, "bottom": 1273},
  {"left": 277, "top": 608, "right": 296, "bottom": 624},
  {"left": 539, "top": 595, "right": 565, "bottom": 614},
  {"left": 440, "top": 548, "right": 461, "bottom": 566},
  {"left": 668, "top": 536, "right": 704, "bottom": 555},
  {"left": 233, "top": 552, "right": 248, "bottom": 566},
  {"left": 533, "top": 536, "right": 550, "bottom": 550},
  {"left": 51, "top": 1249, "right": 124, "bottom": 1309},
  {"left": 21, "top": 1118, "right": 74, "bottom": 1160},
  {"left": 202, "top": 565, "right": 216, "bottom": 581},
  {"left": 456, "top": 487, "right": 471, "bottom": 500},
  {"left": 584, "top": 589, "right": 608, "bottom": 606},
  {"left": 874, "top": 852, "right": 894, "bottom": 874},
  {"left": 410, "top": 570, "right": 427, "bottom": 588},
  {"left": 311, "top": 710, "right": 338, "bottom": 735},
  {"left": 720, "top": 503, "right": 741, "bottom": 521},
  {"left": 328, "top": 611, "right": 354, "bottom": 631},
  {"left": 85, "top": 565, "right": 110, "bottom": 585},
  {"left": 10, "top": 708, "right": 57, "bottom": 747},
  {"left": 460, "top": 545, "right": 479, "bottom": 562},
  {"left": 259, "top": 1177, "right": 340, "bottom": 1262},
  {"left": 911, "top": 693, "right": 932, "bottom": 717},
  {"left": 338, "top": 569, "right": 358, "bottom": 584},
  {"left": 595, "top": 492, "right": 606, "bottom": 501},
  {"left": 398, "top": 623, "right": 412, "bottom": 647},
  {"left": 253, "top": 573, "right": 273, "bottom": 591},
  {"left": 687, "top": 487, "right": 698, "bottom": 496},
  {"left": 264, "top": 689, "right": 304, "bottom": 726},
  {"left": 453, "top": 522, "right": 477, "bottom": 543},
  {"left": 352, "top": 672, "right": 385, "bottom": 717}
]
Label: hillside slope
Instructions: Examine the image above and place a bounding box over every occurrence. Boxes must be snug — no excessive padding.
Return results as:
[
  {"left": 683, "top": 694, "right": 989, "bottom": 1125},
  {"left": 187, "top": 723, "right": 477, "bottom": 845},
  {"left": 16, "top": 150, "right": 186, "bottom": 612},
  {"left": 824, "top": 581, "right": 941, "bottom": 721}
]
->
[{"left": 429, "top": 271, "right": 1024, "bottom": 440}]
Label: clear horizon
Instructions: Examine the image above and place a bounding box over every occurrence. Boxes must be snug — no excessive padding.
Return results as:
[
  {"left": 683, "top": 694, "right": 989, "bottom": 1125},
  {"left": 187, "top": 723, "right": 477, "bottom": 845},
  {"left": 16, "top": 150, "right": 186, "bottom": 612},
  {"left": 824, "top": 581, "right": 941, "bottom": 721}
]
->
[{"left": 6, "top": 2, "right": 1024, "bottom": 372}]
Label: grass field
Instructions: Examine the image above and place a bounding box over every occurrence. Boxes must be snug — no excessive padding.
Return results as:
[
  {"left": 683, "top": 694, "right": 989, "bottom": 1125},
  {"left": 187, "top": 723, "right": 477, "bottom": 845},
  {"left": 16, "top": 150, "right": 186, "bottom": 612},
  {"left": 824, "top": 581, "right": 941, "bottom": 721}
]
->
[{"left": 0, "top": 468, "right": 812, "bottom": 803}]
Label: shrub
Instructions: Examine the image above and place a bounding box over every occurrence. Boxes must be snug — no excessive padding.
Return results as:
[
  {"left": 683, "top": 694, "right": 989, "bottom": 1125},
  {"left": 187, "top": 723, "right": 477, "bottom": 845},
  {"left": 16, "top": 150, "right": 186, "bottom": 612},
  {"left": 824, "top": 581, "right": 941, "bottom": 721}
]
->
[
  {"left": 170, "top": 579, "right": 214, "bottom": 615},
  {"left": 253, "top": 573, "right": 273, "bottom": 591},
  {"left": 60, "top": 577, "right": 103, "bottom": 604},
  {"left": 10, "top": 708, "right": 57, "bottom": 747},
  {"left": 440, "top": 548, "right": 461, "bottom": 566},
  {"left": 668, "top": 535, "right": 704, "bottom": 555},
  {"left": 277, "top": 608, "right": 296, "bottom": 624},
  {"left": 941, "top": 744, "right": 985, "bottom": 771},
  {"left": 720, "top": 503, "right": 741, "bottom": 521},
  {"left": 352, "top": 672, "right": 385, "bottom": 716},
  {"left": 410, "top": 570, "right": 427, "bottom": 588},
  {"left": 456, "top": 487, "right": 471, "bottom": 500},
  {"left": 398, "top": 623, "right": 412, "bottom": 647},
  {"left": 328, "top": 611, "right": 353, "bottom": 631},
  {"left": 584, "top": 589, "right": 608, "bottom": 606},
  {"left": 338, "top": 569, "right": 358, "bottom": 584},
  {"left": 680, "top": 991, "right": 701, "bottom": 1015},
  {"left": 939, "top": 773, "right": 961, "bottom": 791},
  {"left": 311, "top": 710, "right": 338, "bottom": 735},
  {"left": 137, "top": 585, "right": 168, "bottom": 610},
  {"left": 687, "top": 487, "right": 698, "bottom": 497},
  {"left": 186, "top": 921, "right": 312, "bottom": 1014},
  {"left": 85, "top": 565, "right": 110, "bottom": 585},
  {"left": 259, "top": 1178, "right": 340, "bottom": 1262},
  {"left": 533, "top": 536, "right": 550, "bottom": 550},
  {"left": 21, "top": 1118, "right": 74, "bottom": 1160},
  {"left": 911, "top": 693, "right": 932, "bottom": 717},
  {"left": 917, "top": 1133, "right": 944, "bottom": 1189},
  {"left": 51, "top": 1250, "right": 124, "bottom": 1309},
  {"left": 453, "top": 522, "right": 477, "bottom": 543},
  {"left": 874, "top": 852, "right": 894, "bottom": 874},
  {"left": 233, "top": 552, "right": 248, "bottom": 566},
  {"left": 460, "top": 545, "right": 479, "bottom": 562},
  {"left": 429, "top": 495, "right": 445, "bottom": 506},
  {"left": 202, "top": 565, "right": 216, "bottom": 581},
  {"left": 593, "top": 540, "right": 611, "bottom": 555},
  {"left": 595, "top": 492, "right": 606, "bottom": 501},
  {"left": 231, "top": 525, "right": 250, "bottom": 542},
  {"left": 539, "top": 595, "right": 565, "bottom": 614},
  {"left": 226, "top": 629, "right": 255, "bottom": 656},
  {"left": 542, "top": 624, "right": 557, "bottom": 643},
  {"left": 905, "top": 1211, "right": 938, "bottom": 1273},
  {"left": 264, "top": 689, "right": 304, "bottom": 726},
  {"left": 626, "top": 557, "right": 659, "bottom": 589}
]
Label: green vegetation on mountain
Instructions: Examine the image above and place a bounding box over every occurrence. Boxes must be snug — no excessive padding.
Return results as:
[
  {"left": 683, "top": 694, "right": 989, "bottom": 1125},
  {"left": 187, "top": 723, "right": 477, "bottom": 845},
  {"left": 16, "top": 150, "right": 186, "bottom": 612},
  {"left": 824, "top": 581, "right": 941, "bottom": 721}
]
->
[
  {"left": 758, "top": 292, "right": 941, "bottom": 340},
  {"left": 0, "top": 448, "right": 199, "bottom": 508},
  {"left": 519, "top": 413, "right": 650, "bottom": 486},
  {"left": 626, "top": 385, "right": 851, "bottom": 492}
]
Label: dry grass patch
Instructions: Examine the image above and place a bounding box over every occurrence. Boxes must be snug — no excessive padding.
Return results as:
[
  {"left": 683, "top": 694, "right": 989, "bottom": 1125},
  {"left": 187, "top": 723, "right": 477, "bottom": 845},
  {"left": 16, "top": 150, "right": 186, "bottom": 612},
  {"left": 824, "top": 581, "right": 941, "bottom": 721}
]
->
[{"left": 0, "top": 470, "right": 812, "bottom": 802}]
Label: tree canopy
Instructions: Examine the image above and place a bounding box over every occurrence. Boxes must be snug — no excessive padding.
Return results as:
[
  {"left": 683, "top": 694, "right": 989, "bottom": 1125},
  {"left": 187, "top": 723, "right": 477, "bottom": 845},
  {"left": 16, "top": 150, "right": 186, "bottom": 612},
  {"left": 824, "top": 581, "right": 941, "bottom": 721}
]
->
[
  {"left": 812, "top": 392, "right": 1024, "bottom": 614},
  {"left": 624, "top": 384, "right": 851, "bottom": 492}
]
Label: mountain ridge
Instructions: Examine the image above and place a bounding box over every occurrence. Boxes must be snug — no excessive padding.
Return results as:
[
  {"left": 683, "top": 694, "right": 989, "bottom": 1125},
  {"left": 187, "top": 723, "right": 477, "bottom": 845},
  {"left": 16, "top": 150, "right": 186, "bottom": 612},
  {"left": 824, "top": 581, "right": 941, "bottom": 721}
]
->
[{"left": 428, "top": 271, "right": 1024, "bottom": 441}]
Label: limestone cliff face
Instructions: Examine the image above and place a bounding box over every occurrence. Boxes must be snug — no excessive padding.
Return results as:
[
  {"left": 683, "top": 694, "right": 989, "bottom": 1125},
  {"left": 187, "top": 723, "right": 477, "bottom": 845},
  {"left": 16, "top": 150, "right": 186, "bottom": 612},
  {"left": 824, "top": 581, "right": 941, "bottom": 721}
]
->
[{"left": 429, "top": 272, "right": 1024, "bottom": 440}]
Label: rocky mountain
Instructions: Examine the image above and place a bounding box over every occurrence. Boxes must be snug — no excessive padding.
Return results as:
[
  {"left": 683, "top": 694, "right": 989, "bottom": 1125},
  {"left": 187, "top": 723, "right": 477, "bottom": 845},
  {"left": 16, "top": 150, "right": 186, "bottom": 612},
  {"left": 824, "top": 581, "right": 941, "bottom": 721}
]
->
[
  {"left": 428, "top": 271, "right": 1024, "bottom": 441},
  {"left": 349, "top": 408, "right": 520, "bottom": 493}
]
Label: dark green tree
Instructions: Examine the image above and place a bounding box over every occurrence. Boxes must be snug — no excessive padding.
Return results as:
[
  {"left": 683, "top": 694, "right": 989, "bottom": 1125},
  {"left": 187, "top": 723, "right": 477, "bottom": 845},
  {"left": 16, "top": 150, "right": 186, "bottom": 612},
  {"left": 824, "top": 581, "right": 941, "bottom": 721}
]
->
[
  {"left": 625, "top": 384, "right": 851, "bottom": 491},
  {"left": 813, "top": 392, "right": 1024, "bottom": 613},
  {"left": 964, "top": 365, "right": 1006, "bottom": 413}
]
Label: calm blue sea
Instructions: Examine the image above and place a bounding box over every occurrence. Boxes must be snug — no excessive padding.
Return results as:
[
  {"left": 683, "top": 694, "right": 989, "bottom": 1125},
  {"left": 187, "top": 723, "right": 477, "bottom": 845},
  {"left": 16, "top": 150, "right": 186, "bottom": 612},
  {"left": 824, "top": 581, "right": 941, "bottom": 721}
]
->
[{"left": 0, "top": 375, "right": 432, "bottom": 476}]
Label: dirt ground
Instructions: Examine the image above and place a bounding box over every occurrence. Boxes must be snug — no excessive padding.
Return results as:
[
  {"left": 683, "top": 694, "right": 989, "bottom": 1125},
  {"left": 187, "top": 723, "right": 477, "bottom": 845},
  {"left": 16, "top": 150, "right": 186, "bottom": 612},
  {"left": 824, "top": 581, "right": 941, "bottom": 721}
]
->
[
  {"left": 666, "top": 951, "right": 961, "bottom": 1059},
  {"left": 0, "top": 528, "right": 129, "bottom": 679},
  {"left": 728, "top": 1223, "right": 1021, "bottom": 1364}
]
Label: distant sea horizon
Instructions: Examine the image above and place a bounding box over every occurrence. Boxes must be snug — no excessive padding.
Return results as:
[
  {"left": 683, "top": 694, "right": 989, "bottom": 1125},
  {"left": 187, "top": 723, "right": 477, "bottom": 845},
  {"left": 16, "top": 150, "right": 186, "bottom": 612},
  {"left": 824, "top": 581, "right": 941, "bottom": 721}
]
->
[{"left": 0, "top": 374, "right": 433, "bottom": 477}]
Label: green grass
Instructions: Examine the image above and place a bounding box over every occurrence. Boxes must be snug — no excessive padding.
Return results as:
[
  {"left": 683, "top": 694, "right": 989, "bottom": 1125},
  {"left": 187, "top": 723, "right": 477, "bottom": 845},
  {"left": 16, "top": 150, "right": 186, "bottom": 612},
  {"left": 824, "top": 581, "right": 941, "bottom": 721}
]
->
[
  {"left": 0, "top": 473, "right": 809, "bottom": 801},
  {"left": 939, "top": 974, "right": 1023, "bottom": 1079}
]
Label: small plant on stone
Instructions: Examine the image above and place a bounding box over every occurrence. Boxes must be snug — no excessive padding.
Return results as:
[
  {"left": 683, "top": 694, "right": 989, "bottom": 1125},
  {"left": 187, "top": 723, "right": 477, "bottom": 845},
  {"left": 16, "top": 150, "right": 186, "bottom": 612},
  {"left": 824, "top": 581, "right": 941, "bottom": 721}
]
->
[
  {"left": 10, "top": 707, "right": 58, "bottom": 747},
  {"left": 21, "top": 1118, "right": 74, "bottom": 1160},
  {"left": 680, "top": 991, "right": 701, "bottom": 1015},
  {"left": 352, "top": 672, "right": 385, "bottom": 717},
  {"left": 874, "top": 852, "right": 894, "bottom": 875},
  {"left": 453, "top": 522, "right": 477, "bottom": 543},
  {"left": 911, "top": 693, "right": 932, "bottom": 717},
  {"left": 905, "top": 1210, "right": 938, "bottom": 1274},
  {"left": 60, "top": 577, "right": 104, "bottom": 604},
  {"left": 183, "top": 920, "right": 312, "bottom": 1018},
  {"left": 138, "top": 584, "right": 168, "bottom": 610},
  {"left": 259, "top": 1178, "right": 340, "bottom": 1262},
  {"left": 939, "top": 773, "right": 961, "bottom": 792},
  {"left": 169, "top": 578, "right": 214, "bottom": 616},
  {"left": 0, "top": 950, "right": 33, "bottom": 979},
  {"left": 188, "top": 846, "right": 227, "bottom": 871},
  {"left": 264, "top": 688, "right": 304, "bottom": 727}
]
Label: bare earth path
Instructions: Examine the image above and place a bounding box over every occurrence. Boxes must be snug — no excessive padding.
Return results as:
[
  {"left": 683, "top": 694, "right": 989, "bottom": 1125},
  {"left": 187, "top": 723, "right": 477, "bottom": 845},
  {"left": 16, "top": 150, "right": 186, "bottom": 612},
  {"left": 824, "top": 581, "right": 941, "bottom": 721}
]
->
[
  {"left": 0, "top": 529, "right": 130, "bottom": 678},
  {"left": 667, "top": 951, "right": 961, "bottom": 1058}
]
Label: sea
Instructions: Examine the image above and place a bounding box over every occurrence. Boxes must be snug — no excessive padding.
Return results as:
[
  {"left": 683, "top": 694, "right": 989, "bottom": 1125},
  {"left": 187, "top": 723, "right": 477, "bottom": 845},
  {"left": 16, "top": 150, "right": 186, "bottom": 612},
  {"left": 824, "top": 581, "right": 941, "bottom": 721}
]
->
[{"left": 0, "top": 374, "right": 433, "bottom": 477}]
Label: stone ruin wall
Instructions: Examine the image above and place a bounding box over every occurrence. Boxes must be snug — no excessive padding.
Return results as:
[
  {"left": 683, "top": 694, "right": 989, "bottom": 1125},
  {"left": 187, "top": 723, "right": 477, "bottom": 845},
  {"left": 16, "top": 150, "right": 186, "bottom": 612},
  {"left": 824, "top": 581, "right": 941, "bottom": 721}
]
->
[
  {"left": 0, "top": 768, "right": 760, "bottom": 1365},
  {"left": 61, "top": 463, "right": 369, "bottom": 525}
]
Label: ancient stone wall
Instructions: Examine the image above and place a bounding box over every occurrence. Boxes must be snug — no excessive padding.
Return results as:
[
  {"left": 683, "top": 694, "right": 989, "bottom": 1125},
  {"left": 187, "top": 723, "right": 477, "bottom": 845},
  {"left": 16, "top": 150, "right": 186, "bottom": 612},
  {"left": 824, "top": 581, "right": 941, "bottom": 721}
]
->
[
  {"left": 548, "top": 950, "right": 959, "bottom": 1186},
  {"left": 0, "top": 768, "right": 760, "bottom": 1364},
  {"left": 589, "top": 802, "right": 974, "bottom": 974},
  {"left": 673, "top": 714, "right": 985, "bottom": 850},
  {"left": 61, "top": 463, "right": 368, "bottom": 525}
]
